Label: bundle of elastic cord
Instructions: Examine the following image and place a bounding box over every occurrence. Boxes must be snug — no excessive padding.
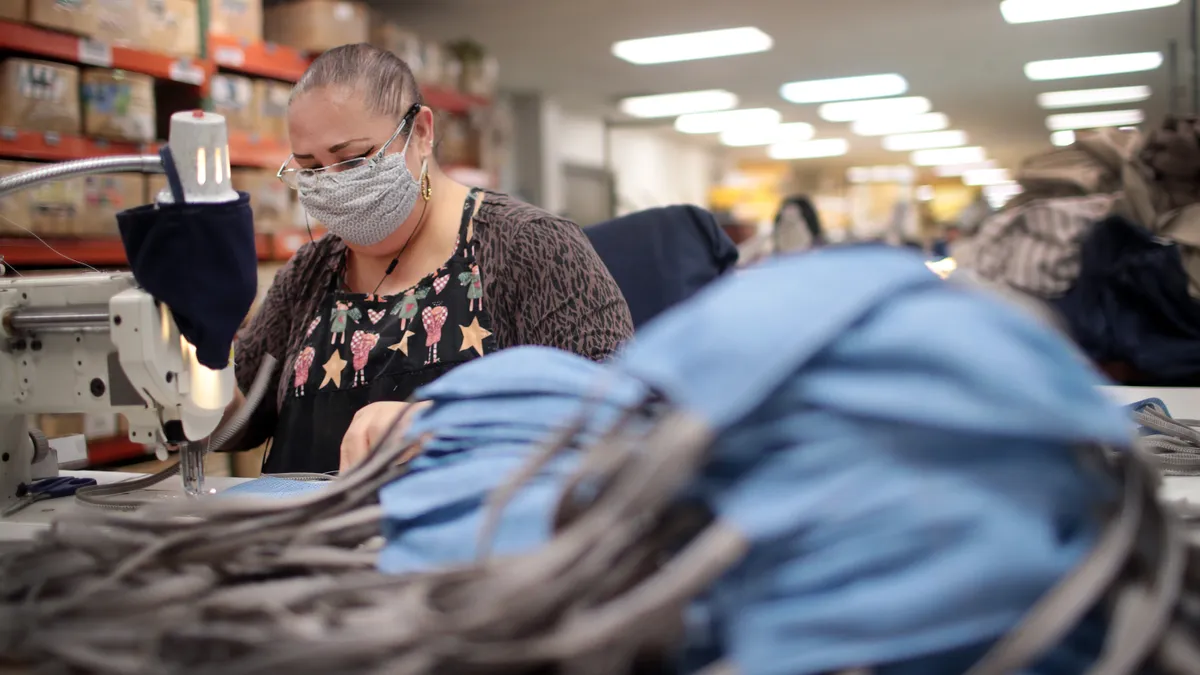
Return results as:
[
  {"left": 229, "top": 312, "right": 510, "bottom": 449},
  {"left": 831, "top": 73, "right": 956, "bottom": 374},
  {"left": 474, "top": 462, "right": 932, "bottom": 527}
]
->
[
  {"left": 72, "top": 354, "right": 278, "bottom": 511},
  {"left": 0, "top": 395, "right": 743, "bottom": 674},
  {"left": 1132, "top": 401, "right": 1200, "bottom": 477}
]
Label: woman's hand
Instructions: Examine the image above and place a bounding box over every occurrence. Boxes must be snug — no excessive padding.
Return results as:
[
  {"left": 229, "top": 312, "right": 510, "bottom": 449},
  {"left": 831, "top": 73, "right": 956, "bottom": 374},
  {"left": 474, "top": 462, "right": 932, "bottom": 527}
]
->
[{"left": 339, "top": 400, "right": 430, "bottom": 473}]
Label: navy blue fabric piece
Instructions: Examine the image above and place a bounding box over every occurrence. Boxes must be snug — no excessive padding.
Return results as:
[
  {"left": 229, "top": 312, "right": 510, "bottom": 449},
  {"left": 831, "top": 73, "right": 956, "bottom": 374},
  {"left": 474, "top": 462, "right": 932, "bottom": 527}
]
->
[
  {"left": 584, "top": 205, "right": 738, "bottom": 330},
  {"left": 375, "top": 246, "right": 1132, "bottom": 675},
  {"left": 1054, "top": 215, "right": 1200, "bottom": 383},
  {"left": 116, "top": 191, "right": 258, "bottom": 370}
]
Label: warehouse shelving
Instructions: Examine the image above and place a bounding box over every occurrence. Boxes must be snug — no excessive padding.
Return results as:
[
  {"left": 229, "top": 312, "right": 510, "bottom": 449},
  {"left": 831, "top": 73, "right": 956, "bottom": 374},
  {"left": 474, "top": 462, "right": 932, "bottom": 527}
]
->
[
  {"left": 0, "top": 234, "right": 277, "bottom": 266},
  {"left": 0, "top": 129, "right": 149, "bottom": 162},
  {"left": 208, "top": 33, "right": 491, "bottom": 115},
  {"left": 0, "top": 19, "right": 210, "bottom": 85}
]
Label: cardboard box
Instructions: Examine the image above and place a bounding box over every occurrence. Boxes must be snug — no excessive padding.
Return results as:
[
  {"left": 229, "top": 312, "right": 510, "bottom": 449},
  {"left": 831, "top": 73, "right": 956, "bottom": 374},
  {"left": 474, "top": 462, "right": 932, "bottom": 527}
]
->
[
  {"left": 209, "top": 0, "right": 262, "bottom": 43},
  {"left": 80, "top": 173, "right": 145, "bottom": 234},
  {"left": 254, "top": 78, "right": 290, "bottom": 144},
  {"left": 28, "top": 176, "right": 86, "bottom": 235},
  {"left": 369, "top": 18, "right": 423, "bottom": 69},
  {"left": 0, "top": 58, "right": 82, "bottom": 135},
  {"left": 29, "top": 0, "right": 98, "bottom": 36},
  {"left": 146, "top": 172, "right": 167, "bottom": 202},
  {"left": 232, "top": 168, "right": 291, "bottom": 233},
  {"left": 265, "top": 0, "right": 368, "bottom": 53},
  {"left": 1, "top": 160, "right": 85, "bottom": 236},
  {"left": 435, "top": 113, "right": 478, "bottom": 167},
  {"left": 140, "top": 0, "right": 199, "bottom": 58},
  {"left": 210, "top": 73, "right": 258, "bottom": 136},
  {"left": 37, "top": 414, "right": 86, "bottom": 439},
  {"left": 81, "top": 69, "right": 156, "bottom": 142},
  {"left": 95, "top": 0, "right": 142, "bottom": 47},
  {"left": 0, "top": 161, "right": 31, "bottom": 235},
  {"left": 0, "top": 1, "right": 27, "bottom": 21}
]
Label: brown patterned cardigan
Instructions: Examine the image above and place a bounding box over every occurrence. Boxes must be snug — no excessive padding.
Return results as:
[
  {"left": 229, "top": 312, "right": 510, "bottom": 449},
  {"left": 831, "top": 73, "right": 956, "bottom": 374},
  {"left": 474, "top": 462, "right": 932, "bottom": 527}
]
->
[{"left": 231, "top": 190, "right": 634, "bottom": 451}]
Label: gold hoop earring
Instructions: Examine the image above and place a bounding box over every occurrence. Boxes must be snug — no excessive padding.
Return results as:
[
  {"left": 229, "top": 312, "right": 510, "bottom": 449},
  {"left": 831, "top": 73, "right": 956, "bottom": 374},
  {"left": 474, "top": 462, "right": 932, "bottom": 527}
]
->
[{"left": 419, "top": 159, "right": 432, "bottom": 202}]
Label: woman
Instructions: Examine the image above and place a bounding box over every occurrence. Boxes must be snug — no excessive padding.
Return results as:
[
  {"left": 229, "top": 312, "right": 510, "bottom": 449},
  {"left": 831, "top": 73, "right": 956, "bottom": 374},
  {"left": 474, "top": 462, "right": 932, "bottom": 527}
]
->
[{"left": 229, "top": 44, "right": 633, "bottom": 474}]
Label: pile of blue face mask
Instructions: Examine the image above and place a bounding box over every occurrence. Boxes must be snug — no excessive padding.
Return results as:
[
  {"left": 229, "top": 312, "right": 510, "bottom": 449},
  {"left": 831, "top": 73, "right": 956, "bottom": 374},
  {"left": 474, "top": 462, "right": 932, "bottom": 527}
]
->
[
  {"left": 376, "top": 347, "right": 648, "bottom": 574},
  {"left": 377, "top": 246, "right": 1133, "bottom": 675}
]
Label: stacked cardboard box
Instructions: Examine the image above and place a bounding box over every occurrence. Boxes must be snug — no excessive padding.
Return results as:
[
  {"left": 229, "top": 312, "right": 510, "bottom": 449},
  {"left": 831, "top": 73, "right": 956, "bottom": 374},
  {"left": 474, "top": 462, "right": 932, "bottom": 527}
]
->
[
  {"left": 20, "top": 0, "right": 201, "bottom": 59},
  {"left": 0, "top": 159, "right": 147, "bottom": 237},
  {"left": 254, "top": 79, "right": 291, "bottom": 145},
  {"left": 81, "top": 68, "right": 156, "bottom": 143},
  {"left": 264, "top": 0, "right": 367, "bottom": 53},
  {"left": 0, "top": 57, "right": 82, "bottom": 135},
  {"left": 209, "top": 0, "right": 263, "bottom": 43},
  {"left": 210, "top": 73, "right": 258, "bottom": 137},
  {"left": 231, "top": 168, "right": 292, "bottom": 233}
]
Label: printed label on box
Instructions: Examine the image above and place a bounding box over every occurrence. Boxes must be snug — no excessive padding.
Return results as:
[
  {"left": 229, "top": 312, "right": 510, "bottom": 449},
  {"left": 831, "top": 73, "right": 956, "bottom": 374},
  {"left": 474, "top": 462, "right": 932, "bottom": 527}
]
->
[
  {"left": 18, "top": 63, "right": 67, "bottom": 101},
  {"left": 169, "top": 60, "right": 206, "bottom": 86},
  {"left": 77, "top": 39, "right": 114, "bottom": 68},
  {"left": 215, "top": 46, "right": 245, "bottom": 68}
]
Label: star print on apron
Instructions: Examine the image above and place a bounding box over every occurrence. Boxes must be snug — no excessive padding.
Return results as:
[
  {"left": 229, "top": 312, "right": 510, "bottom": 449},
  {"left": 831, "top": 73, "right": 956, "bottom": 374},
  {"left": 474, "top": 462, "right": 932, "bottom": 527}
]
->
[{"left": 267, "top": 188, "right": 498, "bottom": 474}]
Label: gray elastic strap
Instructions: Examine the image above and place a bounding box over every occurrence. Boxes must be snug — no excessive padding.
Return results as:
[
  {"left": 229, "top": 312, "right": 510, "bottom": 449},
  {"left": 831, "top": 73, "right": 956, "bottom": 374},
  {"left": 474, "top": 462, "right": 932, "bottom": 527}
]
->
[{"left": 962, "top": 461, "right": 1144, "bottom": 675}]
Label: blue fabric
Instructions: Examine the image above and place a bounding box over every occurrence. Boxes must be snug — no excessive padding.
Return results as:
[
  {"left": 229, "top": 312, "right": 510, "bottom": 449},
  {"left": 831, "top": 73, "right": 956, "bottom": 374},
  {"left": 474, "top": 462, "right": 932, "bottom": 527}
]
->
[
  {"left": 117, "top": 148, "right": 258, "bottom": 370},
  {"left": 376, "top": 347, "right": 648, "bottom": 573},
  {"left": 219, "top": 476, "right": 331, "bottom": 498},
  {"left": 1054, "top": 215, "right": 1200, "bottom": 383},
  {"left": 375, "top": 246, "right": 1132, "bottom": 675},
  {"left": 585, "top": 205, "right": 738, "bottom": 330}
]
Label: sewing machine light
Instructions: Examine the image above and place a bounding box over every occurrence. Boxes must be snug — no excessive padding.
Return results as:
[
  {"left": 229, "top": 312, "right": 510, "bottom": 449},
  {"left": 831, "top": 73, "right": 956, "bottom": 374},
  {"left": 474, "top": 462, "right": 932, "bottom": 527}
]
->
[{"left": 155, "top": 110, "right": 238, "bottom": 205}]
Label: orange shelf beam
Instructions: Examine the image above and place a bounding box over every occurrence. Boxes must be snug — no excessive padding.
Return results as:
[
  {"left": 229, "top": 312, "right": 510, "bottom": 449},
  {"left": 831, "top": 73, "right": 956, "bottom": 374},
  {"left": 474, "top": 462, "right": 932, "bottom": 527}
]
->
[
  {"left": 228, "top": 130, "right": 289, "bottom": 169},
  {"left": 210, "top": 34, "right": 310, "bottom": 82},
  {"left": 422, "top": 87, "right": 490, "bottom": 116},
  {"left": 0, "top": 20, "right": 210, "bottom": 85},
  {"left": 86, "top": 436, "right": 153, "bottom": 466},
  {"left": 0, "top": 237, "right": 128, "bottom": 266},
  {"left": 0, "top": 129, "right": 148, "bottom": 162},
  {"left": 0, "top": 234, "right": 276, "bottom": 266}
]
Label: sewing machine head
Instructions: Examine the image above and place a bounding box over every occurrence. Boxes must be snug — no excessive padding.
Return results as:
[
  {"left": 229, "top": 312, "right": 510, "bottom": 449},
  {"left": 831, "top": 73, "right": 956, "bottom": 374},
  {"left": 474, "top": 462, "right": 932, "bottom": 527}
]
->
[{"left": 0, "top": 111, "right": 242, "bottom": 509}]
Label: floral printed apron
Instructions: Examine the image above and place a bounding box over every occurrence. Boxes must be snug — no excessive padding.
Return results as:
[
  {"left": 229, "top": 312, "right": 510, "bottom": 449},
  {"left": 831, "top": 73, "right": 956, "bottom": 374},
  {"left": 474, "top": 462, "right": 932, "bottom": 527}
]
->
[{"left": 267, "top": 188, "right": 497, "bottom": 474}]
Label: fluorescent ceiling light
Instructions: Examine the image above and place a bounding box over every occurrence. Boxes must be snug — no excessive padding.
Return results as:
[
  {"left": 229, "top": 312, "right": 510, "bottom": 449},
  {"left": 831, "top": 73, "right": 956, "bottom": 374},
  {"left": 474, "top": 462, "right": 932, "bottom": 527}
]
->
[
  {"left": 1046, "top": 109, "right": 1144, "bottom": 130},
  {"left": 847, "top": 165, "right": 917, "bottom": 183},
  {"left": 675, "top": 108, "right": 781, "bottom": 134},
  {"left": 780, "top": 74, "right": 908, "bottom": 104},
  {"left": 1037, "top": 85, "right": 1152, "bottom": 109},
  {"left": 882, "top": 130, "right": 968, "bottom": 152},
  {"left": 767, "top": 138, "right": 850, "bottom": 160},
  {"left": 985, "top": 182, "right": 1024, "bottom": 208},
  {"left": 619, "top": 90, "right": 738, "bottom": 118},
  {"left": 818, "top": 96, "right": 932, "bottom": 122},
  {"left": 720, "top": 122, "right": 815, "bottom": 147},
  {"left": 912, "top": 146, "right": 987, "bottom": 166},
  {"left": 935, "top": 160, "right": 998, "bottom": 177},
  {"left": 852, "top": 113, "right": 950, "bottom": 136},
  {"left": 1025, "top": 52, "right": 1163, "bottom": 81},
  {"left": 612, "top": 27, "right": 773, "bottom": 65},
  {"left": 1051, "top": 130, "right": 1077, "bottom": 146},
  {"left": 1001, "top": 0, "right": 1180, "bottom": 24},
  {"left": 963, "top": 168, "right": 1013, "bottom": 186}
]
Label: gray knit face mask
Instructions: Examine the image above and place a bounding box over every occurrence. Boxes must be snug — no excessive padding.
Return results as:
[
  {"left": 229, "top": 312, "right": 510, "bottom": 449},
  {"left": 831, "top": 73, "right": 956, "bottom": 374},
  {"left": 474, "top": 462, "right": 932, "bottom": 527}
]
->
[{"left": 295, "top": 132, "right": 420, "bottom": 248}]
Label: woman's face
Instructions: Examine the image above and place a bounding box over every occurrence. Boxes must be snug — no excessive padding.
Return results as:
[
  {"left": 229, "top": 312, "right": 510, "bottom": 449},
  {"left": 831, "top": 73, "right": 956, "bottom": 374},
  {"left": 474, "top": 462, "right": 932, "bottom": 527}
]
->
[{"left": 286, "top": 85, "right": 435, "bottom": 257}]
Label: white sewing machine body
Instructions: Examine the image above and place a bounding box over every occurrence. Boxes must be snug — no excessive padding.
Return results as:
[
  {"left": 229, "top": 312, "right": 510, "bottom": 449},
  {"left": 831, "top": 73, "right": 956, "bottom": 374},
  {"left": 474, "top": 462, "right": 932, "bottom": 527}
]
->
[
  {"left": 0, "top": 272, "right": 235, "bottom": 509},
  {"left": 0, "top": 110, "right": 241, "bottom": 512}
]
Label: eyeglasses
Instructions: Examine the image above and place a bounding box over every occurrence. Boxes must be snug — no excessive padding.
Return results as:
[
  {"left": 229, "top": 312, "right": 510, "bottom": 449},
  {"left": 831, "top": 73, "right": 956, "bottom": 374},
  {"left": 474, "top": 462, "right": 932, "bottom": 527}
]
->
[{"left": 277, "top": 103, "right": 421, "bottom": 190}]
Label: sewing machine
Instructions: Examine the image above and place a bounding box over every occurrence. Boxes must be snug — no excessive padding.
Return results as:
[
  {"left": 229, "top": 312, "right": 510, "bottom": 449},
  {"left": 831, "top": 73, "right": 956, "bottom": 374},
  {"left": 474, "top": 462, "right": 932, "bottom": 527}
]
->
[{"left": 0, "top": 111, "right": 241, "bottom": 514}]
